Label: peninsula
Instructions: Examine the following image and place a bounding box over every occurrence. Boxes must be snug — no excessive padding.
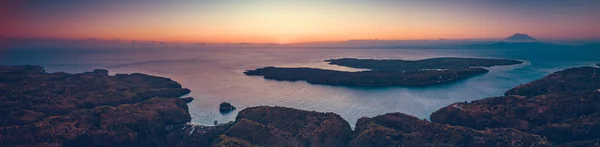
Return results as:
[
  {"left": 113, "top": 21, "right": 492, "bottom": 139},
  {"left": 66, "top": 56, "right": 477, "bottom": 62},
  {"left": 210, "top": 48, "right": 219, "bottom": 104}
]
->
[
  {"left": 245, "top": 57, "right": 523, "bottom": 87},
  {"left": 245, "top": 66, "right": 488, "bottom": 87}
]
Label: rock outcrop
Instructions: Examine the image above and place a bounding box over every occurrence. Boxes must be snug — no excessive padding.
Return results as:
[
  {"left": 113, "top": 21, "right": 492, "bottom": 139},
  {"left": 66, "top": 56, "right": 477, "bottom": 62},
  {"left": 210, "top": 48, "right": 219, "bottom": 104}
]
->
[
  {"left": 431, "top": 66, "right": 600, "bottom": 145},
  {"left": 351, "top": 113, "right": 549, "bottom": 147},
  {"left": 214, "top": 106, "right": 353, "bottom": 147},
  {"left": 219, "top": 102, "right": 236, "bottom": 113},
  {"left": 213, "top": 106, "right": 549, "bottom": 147},
  {"left": 245, "top": 67, "right": 489, "bottom": 87},
  {"left": 0, "top": 65, "right": 207, "bottom": 146},
  {"left": 180, "top": 97, "right": 194, "bottom": 103}
]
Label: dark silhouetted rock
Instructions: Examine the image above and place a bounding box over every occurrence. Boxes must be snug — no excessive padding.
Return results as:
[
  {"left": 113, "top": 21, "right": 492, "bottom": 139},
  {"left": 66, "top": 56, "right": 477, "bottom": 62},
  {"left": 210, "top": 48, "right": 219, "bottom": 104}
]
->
[
  {"left": 505, "top": 33, "right": 536, "bottom": 41},
  {"left": 219, "top": 102, "right": 236, "bottom": 113},
  {"left": 245, "top": 67, "right": 489, "bottom": 87},
  {"left": 0, "top": 65, "right": 226, "bottom": 147},
  {"left": 180, "top": 97, "right": 194, "bottom": 103},
  {"left": 326, "top": 57, "right": 523, "bottom": 71},
  {"left": 431, "top": 66, "right": 600, "bottom": 144},
  {"left": 351, "top": 113, "right": 550, "bottom": 147},
  {"left": 214, "top": 106, "right": 353, "bottom": 147}
]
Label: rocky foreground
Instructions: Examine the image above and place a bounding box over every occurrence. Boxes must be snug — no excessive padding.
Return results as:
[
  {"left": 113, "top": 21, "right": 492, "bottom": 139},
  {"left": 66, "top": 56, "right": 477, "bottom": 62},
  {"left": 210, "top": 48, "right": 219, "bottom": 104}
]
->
[
  {"left": 431, "top": 66, "right": 600, "bottom": 145},
  {"left": 3, "top": 65, "right": 600, "bottom": 146},
  {"left": 0, "top": 65, "right": 226, "bottom": 146}
]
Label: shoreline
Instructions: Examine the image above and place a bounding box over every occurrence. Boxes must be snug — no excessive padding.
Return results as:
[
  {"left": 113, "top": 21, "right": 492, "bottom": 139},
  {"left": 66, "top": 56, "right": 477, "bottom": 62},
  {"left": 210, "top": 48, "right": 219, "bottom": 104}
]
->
[{"left": 2, "top": 64, "right": 600, "bottom": 146}]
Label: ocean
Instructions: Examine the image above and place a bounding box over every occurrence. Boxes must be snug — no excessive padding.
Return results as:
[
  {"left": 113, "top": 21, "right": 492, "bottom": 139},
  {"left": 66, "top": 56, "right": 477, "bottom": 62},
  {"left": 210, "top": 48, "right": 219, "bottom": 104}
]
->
[{"left": 2, "top": 44, "right": 599, "bottom": 127}]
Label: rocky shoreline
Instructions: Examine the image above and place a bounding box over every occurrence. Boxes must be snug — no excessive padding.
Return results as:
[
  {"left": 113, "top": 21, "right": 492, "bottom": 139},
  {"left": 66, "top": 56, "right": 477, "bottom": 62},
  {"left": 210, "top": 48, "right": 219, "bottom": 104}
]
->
[
  {"left": 431, "top": 66, "right": 600, "bottom": 145},
  {"left": 2, "top": 64, "right": 600, "bottom": 146},
  {"left": 0, "top": 65, "right": 207, "bottom": 146}
]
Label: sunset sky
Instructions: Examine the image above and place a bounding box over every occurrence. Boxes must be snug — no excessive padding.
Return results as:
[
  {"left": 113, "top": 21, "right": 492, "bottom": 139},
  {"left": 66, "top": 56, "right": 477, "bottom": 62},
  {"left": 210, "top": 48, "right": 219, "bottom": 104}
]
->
[{"left": 3, "top": 0, "right": 600, "bottom": 43}]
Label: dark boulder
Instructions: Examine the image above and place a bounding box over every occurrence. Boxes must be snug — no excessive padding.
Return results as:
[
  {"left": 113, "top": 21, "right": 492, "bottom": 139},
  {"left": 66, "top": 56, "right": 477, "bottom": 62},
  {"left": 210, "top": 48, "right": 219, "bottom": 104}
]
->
[
  {"left": 219, "top": 102, "right": 236, "bottom": 113},
  {"left": 180, "top": 97, "right": 194, "bottom": 103},
  {"left": 0, "top": 66, "right": 203, "bottom": 146}
]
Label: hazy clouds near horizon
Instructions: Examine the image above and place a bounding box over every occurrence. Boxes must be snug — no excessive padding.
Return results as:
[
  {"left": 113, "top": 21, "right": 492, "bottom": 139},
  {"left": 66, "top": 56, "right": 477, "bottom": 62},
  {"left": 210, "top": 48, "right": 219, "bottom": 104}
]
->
[{"left": 3, "top": 0, "right": 600, "bottom": 43}]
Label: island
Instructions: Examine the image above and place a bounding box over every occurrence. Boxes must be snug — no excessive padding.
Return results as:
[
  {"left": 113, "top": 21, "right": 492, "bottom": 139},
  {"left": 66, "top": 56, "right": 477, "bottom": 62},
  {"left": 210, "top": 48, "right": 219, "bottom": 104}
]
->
[
  {"left": 245, "top": 66, "right": 489, "bottom": 87},
  {"left": 219, "top": 102, "right": 236, "bottom": 114},
  {"left": 3, "top": 65, "right": 600, "bottom": 146},
  {"left": 0, "top": 65, "right": 228, "bottom": 146},
  {"left": 326, "top": 57, "right": 523, "bottom": 71},
  {"left": 245, "top": 57, "right": 523, "bottom": 87}
]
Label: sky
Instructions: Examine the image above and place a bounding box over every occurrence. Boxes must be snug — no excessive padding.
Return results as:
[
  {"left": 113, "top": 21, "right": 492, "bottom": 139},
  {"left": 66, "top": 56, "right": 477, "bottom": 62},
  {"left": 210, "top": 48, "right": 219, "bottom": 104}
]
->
[{"left": 2, "top": 0, "right": 600, "bottom": 43}]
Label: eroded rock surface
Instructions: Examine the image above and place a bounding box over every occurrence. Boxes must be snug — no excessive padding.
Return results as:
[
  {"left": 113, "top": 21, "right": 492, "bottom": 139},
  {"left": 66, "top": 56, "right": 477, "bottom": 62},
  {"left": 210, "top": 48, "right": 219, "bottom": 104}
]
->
[
  {"left": 214, "top": 106, "right": 353, "bottom": 147},
  {"left": 431, "top": 66, "right": 600, "bottom": 145},
  {"left": 245, "top": 67, "right": 488, "bottom": 87},
  {"left": 351, "top": 113, "right": 549, "bottom": 147},
  {"left": 0, "top": 65, "right": 207, "bottom": 146}
]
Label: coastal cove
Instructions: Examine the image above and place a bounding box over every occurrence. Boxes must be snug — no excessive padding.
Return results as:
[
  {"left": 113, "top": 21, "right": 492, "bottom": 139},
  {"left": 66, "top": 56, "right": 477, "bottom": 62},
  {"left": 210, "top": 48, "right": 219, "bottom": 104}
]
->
[
  {"left": 2, "top": 64, "right": 600, "bottom": 146},
  {"left": 1, "top": 47, "right": 599, "bottom": 127}
]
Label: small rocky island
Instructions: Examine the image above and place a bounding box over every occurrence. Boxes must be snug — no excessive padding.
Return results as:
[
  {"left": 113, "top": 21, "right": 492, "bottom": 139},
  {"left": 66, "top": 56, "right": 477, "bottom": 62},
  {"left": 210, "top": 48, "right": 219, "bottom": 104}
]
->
[
  {"left": 245, "top": 57, "right": 523, "bottom": 87},
  {"left": 3, "top": 64, "right": 600, "bottom": 146},
  {"left": 219, "top": 102, "right": 236, "bottom": 113}
]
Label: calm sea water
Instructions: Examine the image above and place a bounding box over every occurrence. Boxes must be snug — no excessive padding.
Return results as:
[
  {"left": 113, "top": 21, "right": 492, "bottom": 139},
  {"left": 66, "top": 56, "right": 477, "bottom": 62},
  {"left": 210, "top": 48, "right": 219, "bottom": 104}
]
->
[{"left": 1, "top": 44, "right": 599, "bottom": 127}]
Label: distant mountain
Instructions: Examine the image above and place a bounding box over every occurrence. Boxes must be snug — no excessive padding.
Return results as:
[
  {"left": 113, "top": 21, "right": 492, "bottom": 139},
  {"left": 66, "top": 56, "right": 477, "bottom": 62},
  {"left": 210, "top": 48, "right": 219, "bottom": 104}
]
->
[
  {"left": 505, "top": 33, "right": 536, "bottom": 41},
  {"left": 463, "top": 41, "right": 573, "bottom": 49}
]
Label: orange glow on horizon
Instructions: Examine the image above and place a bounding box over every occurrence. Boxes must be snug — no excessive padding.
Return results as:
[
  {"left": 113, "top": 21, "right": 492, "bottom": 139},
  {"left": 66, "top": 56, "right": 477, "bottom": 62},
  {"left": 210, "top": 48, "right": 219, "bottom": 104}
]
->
[{"left": 7, "top": 1, "right": 600, "bottom": 43}]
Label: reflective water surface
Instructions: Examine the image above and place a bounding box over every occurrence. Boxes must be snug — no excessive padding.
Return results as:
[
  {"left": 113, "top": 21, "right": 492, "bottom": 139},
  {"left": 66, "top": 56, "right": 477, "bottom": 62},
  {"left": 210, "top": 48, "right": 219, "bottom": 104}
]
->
[{"left": 2, "top": 45, "right": 598, "bottom": 127}]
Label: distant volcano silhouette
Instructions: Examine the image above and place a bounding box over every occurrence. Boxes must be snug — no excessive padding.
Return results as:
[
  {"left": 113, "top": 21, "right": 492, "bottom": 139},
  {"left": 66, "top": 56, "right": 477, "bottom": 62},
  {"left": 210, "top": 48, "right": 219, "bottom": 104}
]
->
[{"left": 505, "top": 33, "right": 536, "bottom": 41}]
